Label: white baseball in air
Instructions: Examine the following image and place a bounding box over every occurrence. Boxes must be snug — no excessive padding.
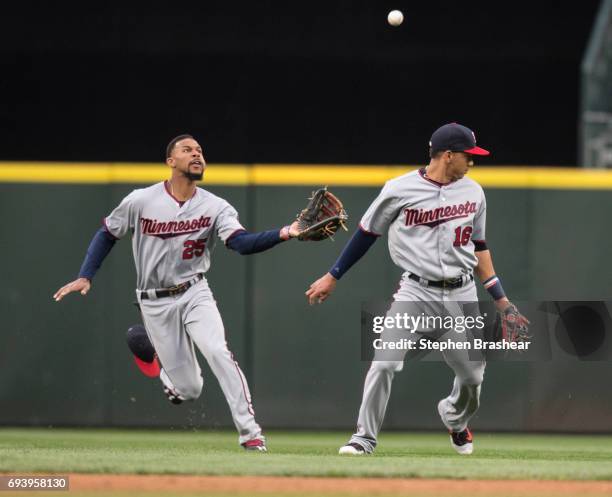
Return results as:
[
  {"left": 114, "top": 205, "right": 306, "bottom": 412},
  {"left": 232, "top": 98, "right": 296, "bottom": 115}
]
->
[{"left": 387, "top": 10, "right": 404, "bottom": 27}]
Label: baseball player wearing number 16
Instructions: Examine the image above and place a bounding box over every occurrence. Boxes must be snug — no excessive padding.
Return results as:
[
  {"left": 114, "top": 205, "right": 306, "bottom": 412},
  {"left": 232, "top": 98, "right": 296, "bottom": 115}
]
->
[
  {"left": 53, "top": 135, "right": 304, "bottom": 452},
  {"left": 306, "top": 123, "right": 528, "bottom": 456}
]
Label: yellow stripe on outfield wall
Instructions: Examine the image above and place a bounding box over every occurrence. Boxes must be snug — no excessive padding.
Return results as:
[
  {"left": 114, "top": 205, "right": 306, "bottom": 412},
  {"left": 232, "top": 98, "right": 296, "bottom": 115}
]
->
[
  {"left": 2, "top": 162, "right": 612, "bottom": 189},
  {"left": 251, "top": 165, "right": 410, "bottom": 186},
  {"left": 0, "top": 163, "right": 252, "bottom": 185}
]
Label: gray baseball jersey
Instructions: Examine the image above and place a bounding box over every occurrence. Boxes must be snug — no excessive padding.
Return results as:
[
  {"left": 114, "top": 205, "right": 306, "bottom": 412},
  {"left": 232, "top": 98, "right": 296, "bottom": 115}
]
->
[
  {"left": 104, "top": 181, "right": 243, "bottom": 291},
  {"left": 360, "top": 168, "right": 486, "bottom": 281}
]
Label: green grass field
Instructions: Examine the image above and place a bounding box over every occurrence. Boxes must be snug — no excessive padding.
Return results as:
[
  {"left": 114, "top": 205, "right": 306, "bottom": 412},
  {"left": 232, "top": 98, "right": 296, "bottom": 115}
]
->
[{"left": 1, "top": 428, "right": 612, "bottom": 480}]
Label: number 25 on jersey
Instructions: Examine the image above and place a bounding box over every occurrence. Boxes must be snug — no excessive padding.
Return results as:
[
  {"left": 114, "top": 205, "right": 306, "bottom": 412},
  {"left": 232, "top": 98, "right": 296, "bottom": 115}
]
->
[{"left": 183, "top": 239, "right": 206, "bottom": 259}]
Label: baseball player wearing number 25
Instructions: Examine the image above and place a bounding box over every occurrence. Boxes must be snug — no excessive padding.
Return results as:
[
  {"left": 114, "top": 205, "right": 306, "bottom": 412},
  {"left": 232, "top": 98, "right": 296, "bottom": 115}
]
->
[
  {"left": 53, "top": 135, "right": 301, "bottom": 452},
  {"left": 306, "top": 123, "right": 527, "bottom": 455}
]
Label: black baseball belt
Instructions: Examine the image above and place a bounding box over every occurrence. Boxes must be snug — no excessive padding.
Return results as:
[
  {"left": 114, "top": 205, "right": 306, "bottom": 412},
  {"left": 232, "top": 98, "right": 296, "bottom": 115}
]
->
[
  {"left": 408, "top": 272, "right": 473, "bottom": 289},
  {"left": 139, "top": 274, "right": 204, "bottom": 300}
]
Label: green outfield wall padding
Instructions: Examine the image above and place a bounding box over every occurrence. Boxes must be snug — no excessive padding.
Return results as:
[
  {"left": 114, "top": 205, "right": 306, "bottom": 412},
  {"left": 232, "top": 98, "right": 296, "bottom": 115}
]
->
[{"left": 3, "top": 183, "right": 612, "bottom": 432}]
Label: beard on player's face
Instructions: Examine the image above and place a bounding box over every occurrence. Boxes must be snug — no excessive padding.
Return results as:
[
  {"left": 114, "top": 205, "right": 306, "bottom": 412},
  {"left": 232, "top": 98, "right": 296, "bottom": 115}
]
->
[
  {"left": 183, "top": 169, "right": 204, "bottom": 181},
  {"left": 175, "top": 158, "right": 205, "bottom": 181}
]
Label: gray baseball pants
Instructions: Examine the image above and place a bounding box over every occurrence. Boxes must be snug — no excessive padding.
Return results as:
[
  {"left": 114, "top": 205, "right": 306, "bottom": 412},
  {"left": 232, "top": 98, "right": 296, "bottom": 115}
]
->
[
  {"left": 137, "top": 278, "right": 261, "bottom": 444},
  {"left": 350, "top": 276, "right": 485, "bottom": 453}
]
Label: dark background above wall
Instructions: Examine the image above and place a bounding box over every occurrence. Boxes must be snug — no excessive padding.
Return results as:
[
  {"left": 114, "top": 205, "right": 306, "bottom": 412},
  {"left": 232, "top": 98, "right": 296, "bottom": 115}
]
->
[{"left": 0, "top": 1, "right": 602, "bottom": 165}]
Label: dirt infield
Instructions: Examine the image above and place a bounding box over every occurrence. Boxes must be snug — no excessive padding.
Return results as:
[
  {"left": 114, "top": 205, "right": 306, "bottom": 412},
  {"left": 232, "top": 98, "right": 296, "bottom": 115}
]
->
[{"left": 63, "top": 474, "right": 612, "bottom": 495}]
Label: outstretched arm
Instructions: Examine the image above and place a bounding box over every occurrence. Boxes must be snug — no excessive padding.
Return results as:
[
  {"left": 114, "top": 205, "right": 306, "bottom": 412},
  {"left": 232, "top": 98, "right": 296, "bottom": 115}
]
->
[
  {"left": 226, "top": 221, "right": 300, "bottom": 255},
  {"left": 53, "top": 227, "right": 117, "bottom": 301},
  {"left": 306, "top": 227, "right": 378, "bottom": 305}
]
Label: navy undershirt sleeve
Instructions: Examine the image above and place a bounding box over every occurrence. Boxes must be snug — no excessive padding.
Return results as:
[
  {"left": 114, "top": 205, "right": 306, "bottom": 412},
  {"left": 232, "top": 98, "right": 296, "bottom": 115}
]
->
[
  {"left": 78, "top": 227, "right": 117, "bottom": 280},
  {"left": 473, "top": 240, "right": 488, "bottom": 252},
  {"left": 329, "top": 228, "right": 378, "bottom": 280},
  {"left": 226, "top": 229, "right": 284, "bottom": 255}
]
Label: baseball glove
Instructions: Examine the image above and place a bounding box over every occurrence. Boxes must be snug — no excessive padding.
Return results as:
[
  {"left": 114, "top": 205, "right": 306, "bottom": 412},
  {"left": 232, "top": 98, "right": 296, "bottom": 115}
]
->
[
  {"left": 295, "top": 187, "right": 348, "bottom": 241},
  {"left": 496, "top": 303, "right": 530, "bottom": 343}
]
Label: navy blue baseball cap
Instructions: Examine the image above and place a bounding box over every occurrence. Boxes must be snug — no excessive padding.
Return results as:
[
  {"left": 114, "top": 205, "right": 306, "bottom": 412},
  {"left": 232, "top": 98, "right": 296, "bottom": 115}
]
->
[{"left": 429, "top": 123, "right": 490, "bottom": 156}]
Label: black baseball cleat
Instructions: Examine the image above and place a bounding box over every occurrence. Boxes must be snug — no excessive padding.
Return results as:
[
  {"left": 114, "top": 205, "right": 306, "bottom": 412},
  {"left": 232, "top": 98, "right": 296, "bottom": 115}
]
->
[
  {"left": 163, "top": 385, "right": 184, "bottom": 405},
  {"left": 241, "top": 438, "right": 267, "bottom": 452},
  {"left": 338, "top": 442, "right": 368, "bottom": 455},
  {"left": 449, "top": 428, "right": 474, "bottom": 455},
  {"left": 126, "top": 324, "right": 161, "bottom": 378}
]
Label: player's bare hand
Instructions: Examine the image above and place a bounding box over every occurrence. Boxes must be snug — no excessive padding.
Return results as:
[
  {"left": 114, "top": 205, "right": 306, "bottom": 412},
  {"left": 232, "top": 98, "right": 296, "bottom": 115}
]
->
[
  {"left": 494, "top": 298, "right": 512, "bottom": 312},
  {"left": 53, "top": 277, "right": 91, "bottom": 302},
  {"left": 288, "top": 221, "right": 300, "bottom": 238},
  {"left": 494, "top": 299, "right": 530, "bottom": 323},
  {"left": 306, "top": 273, "right": 337, "bottom": 305},
  {"left": 496, "top": 299, "right": 530, "bottom": 325},
  {"left": 280, "top": 221, "right": 301, "bottom": 240}
]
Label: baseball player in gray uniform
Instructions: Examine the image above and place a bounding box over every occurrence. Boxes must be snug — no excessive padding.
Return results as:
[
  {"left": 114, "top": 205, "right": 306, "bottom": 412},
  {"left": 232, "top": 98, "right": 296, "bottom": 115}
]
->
[
  {"left": 54, "top": 134, "right": 301, "bottom": 452},
  {"left": 306, "top": 123, "right": 523, "bottom": 455}
]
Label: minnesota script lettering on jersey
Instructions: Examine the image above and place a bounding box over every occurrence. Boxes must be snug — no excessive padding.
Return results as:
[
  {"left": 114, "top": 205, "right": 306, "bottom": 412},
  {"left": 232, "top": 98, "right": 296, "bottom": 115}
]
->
[
  {"left": 140, "top": 216, "right": 212, "bottom": 239},
  {"left": 404, "top": 202, "right": 477, "bottom": 227}
]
